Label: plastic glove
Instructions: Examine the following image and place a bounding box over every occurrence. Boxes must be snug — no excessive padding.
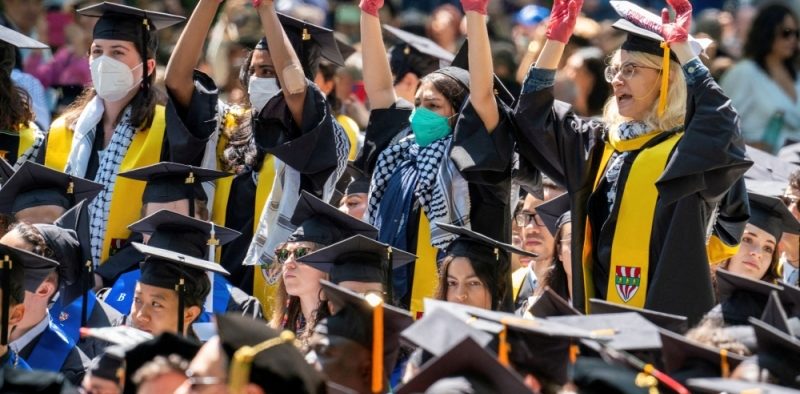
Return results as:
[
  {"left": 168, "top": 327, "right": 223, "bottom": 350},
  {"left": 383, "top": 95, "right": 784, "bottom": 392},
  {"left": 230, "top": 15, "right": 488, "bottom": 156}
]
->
[
  {"left": 660, "top": 0, "right": 692, "bottom": 43},
  {"left": 359, "top": 0, "right": 384, "bottom": 17},
  {"left": 461, "top": 0, "right": 489, "bottom": 15},
  {"left": 546, "top": 0, "right": 584, "bottom": 43}
]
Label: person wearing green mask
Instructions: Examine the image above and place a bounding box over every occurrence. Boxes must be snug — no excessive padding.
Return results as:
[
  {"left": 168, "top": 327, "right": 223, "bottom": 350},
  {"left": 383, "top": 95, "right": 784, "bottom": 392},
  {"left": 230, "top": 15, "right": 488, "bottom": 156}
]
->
[{"left": 355, "top": 0, "right": 529, "bottom": 314}]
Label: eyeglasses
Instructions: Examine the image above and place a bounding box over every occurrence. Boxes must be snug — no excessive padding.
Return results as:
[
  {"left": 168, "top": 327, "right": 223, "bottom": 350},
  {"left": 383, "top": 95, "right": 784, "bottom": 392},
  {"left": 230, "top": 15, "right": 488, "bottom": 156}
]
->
[
  {"left": 185, "top": 370, "right": 225, "bottom": 391},
  {"left": 515, "top": 212, "right": 545, "bottom": 227},
  {"left": 604, "top": 63, "right": 661, "bottom": 83},
  {"left": 274, "top": 246, "right": 312, "bottom": 263},
  {"left": 781, "top": 28, "right": 800, "bottom": 39}
]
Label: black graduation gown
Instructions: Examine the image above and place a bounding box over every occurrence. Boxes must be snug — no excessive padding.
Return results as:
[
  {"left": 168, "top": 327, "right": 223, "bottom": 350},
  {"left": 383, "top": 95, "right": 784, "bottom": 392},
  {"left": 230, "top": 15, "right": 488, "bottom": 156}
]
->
[
  {"left": 513, "top": 62, "right": 752, "bottom": 325},
  {"left": 75, "top": 299, "right": 123, "bottom": 360}
]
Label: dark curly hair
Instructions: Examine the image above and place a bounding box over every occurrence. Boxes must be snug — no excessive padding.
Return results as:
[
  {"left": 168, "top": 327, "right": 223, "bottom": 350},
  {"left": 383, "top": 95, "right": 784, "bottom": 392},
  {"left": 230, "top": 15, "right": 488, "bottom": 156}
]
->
[
  {"left": 8, "top": 222, "right": 54, "bottom": 259},
  {"left": 417, "top": 72, "right": 469, "bottom": 126},
  {"left": 0, "top": 43, "right": 33, "bottom": 133}
]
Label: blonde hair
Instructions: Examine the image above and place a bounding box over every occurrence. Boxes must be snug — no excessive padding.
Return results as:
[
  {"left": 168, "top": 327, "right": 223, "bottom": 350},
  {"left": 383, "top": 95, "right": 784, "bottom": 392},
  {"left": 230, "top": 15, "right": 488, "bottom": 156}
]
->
[{"left": 602, "top": 49, "right": 687, "bottom": 133}]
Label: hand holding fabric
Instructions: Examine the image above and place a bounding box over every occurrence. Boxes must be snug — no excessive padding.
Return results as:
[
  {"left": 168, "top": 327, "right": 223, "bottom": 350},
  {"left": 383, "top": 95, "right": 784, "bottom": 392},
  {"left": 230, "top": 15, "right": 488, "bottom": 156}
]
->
[
  {"left": 546, "top": 0, "right": 584, "bottom": 43},
  {"left": 359, "top": 0, "right": 384, "bottom": 17},
  {"left": 461, "top": 0, "right": 490, "bottom": 15},
  {"left": 660, "top": 0, "right": 692, "bottom": 43}
]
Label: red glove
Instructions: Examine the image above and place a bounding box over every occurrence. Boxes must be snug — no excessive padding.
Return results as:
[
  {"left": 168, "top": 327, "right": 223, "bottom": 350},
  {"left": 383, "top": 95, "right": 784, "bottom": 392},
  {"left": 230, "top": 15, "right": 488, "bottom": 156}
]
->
[
  {"left": 359, "top": 0, "right": 384, "bottom": 17},
  {"left": 461, "top": 0, "right": 489, "bottom": 15},
  {"left": 660, "top": 0, "right": 692, "bottom": 43},
  {"left": 546, "top": 0, "right": 584, "bottom": 43},
  {"left": 252, "top": 0, "right": 262, "bottom": 7}
]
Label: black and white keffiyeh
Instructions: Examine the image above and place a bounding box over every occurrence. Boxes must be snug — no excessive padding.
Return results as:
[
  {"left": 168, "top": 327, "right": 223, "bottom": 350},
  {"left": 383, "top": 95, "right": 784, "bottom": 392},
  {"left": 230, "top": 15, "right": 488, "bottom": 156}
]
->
[
  {"left": 65, "top": 96, "right": 137, "bottom": 265},
  {"left": 604, "top": 121, "right": 650, "bottom": 208},
  {"left": 14, "top": 123, "right": 46, "bottom": 169},
  {"left": 367, "top": 134, "right": 470, "bottom": 248}
]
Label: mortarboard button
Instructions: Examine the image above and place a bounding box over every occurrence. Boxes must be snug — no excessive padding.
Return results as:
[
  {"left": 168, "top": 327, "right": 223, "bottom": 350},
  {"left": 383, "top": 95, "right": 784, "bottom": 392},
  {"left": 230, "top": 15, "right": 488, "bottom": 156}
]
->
[
  {"left": 590, "top": 298, "right": 688, "bottom": 334},
  {"left": 255, "top": 13, "right": 344, "bottom": 66},
  {"left": 128, "top": 209, "right": 240, "bottom": 247},
  {"left": 0, "top": 161, "right": 103, "bottom": 215}
]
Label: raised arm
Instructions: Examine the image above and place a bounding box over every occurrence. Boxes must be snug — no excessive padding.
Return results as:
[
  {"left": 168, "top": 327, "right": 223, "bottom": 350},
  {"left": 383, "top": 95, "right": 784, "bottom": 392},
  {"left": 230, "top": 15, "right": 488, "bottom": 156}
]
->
[
  {"left": 462, "top": 0, "right": 498, "bottom": 131},
  {"left": 534, "top": 0, "right": 582, "bottom": 70},
  {"left": 359, "top": 0, "right": 397, "bottom": 109},
  {"left": 255, "top": 0, "right": 307, "bottom": 125},
  {"left": 164, "top": 0, "right": 220, "bottom": 108}
]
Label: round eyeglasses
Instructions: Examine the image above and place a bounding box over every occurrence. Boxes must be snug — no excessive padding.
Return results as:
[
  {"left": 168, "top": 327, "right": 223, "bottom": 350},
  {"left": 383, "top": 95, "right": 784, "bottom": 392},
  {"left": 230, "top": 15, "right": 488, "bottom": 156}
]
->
[{"left": 604, "top": 63, "right": 661, "bottom": 83}]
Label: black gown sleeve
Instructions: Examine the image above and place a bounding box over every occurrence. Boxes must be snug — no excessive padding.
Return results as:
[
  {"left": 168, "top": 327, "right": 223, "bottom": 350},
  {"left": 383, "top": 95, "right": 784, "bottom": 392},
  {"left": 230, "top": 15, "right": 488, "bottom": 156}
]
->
[
  {"left": 162, "top": 70, "right": 219, "bottom": 166},
  {"left": 353, "top": 99, "right": 414, "bottom": 176},
  {"left": 253, "top": 81, "right": 344, "bottom": 192},
  {"left": 656, "top": 59, "right": 752, "bottom": 204},
  {"left": 450, "top": 99, "right": 516, "bottom": 186}
]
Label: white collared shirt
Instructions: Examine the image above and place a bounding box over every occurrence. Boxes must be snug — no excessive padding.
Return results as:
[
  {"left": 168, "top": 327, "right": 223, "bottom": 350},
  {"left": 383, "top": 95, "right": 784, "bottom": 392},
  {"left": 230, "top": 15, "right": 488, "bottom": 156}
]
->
[{"left": 9, "top": 313, "right": 50, "bottom": 354}]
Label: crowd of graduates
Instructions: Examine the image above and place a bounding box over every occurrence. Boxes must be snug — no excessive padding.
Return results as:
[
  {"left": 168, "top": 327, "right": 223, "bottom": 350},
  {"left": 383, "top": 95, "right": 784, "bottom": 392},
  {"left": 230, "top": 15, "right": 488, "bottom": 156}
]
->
[{"left": 1, "top": 0, "right": 800, "bottom": 393}]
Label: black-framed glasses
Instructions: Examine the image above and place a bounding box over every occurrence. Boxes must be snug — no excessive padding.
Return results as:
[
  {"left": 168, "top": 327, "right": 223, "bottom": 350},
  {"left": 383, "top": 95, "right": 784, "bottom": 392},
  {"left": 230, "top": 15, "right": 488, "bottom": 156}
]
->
[
  {"left": 604, "top": 63, "right": 661, "bottom": 83},
  {"left": 781, "top": 28, "right": 800, "bottom": 39},
  {"left": 515, "top": 212, "right": 545, "bottom": 227},
  {"left": 274, "top": 247, "right": 312, "bottom": 263}
]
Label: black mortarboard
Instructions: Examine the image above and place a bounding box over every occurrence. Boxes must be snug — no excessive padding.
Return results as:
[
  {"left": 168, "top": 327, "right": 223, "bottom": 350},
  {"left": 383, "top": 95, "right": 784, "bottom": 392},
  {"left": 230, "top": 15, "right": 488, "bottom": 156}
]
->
[
  {"left": 535, "top": 193, "right": 571, "bottom": 236},
  {"left": 0, "top": 161, "right": 103, "bottom": 215},
  {"left": 288, "top": 191, "right": 377, "bottom": 246},
  {"left": 396, "top": 337, "right": 530, "bottom": 394},
  {"left": 438, "top": 222, "right": 537, "bottom": 264},
  {"left": 383, "top": 24, "right": 453, "bottom": 84},
  {"left": 335, "top": 38, "right": 356, "bottom": 62},
  {"left": 549, "top": 312, "right": 663, "bottom": 352},
  {"left": 0, "top": 24, "right": 48, "bottom": 49},
  {"left": 659, "top": 329, "right": 747, "bottom": 380},
  {"left": 401, "top": 307, "right": 495, "bottom": 358},
  {"left": 780, "top": 280, "right": 800, "bottom": 316},
  {"left": 529, "top": 286, "right": 582, "bottom": 318},
  {"left": 343, "top": 163, "right": 370, "bottom": 196},
  {"left": 217, "top": 313, "right": 325, "bottom": 394},
  {"left": 590, "top": 299, "right": 689, "bottom": 334},
  {"left": 0, "top": 158, "right": 13, "bottom": 185},
  {"left": 750, "top": 317, "right": 800, "bottom": 388},
  {"left": 133, "top": 242, "right": 229, "bottom": 334},
  {"left": 88, "top": 345, "right": 126, "bottom": 386},
  {"left": 687, "top": 378, "right": 800, "bottom": 394},
  {"left": 78, "top": 2, "right": 184, "bottom": 84},
  {"left": 319, "top": 280, "right": 413, "bottom": 392},
  {"left": 0, "top": 244, "right": 45, "bottom": 345},
  {"left": 423, "top": 298, "right": 506, "bottom": 336},
  {"left": 745, "top": 145, "right": 800, "bottom": 183},
  {"left": 129, "top": 209, "right": 240, "bottom": 257},
  {"left": 53, "top": 200, "right": 93, "bottom": 314},
  {"left": 122, "top": 333, "right": 200, "bottom": 394},
  {"left": 762, "top": 291, "right": 794, "bottom": 336},
  {"left": 612, "top": 18, "right": 677, "bottom": 61},
  {"left": 747, "top": 192, "right": 800, "bottom": 241},
  {"left": 80, "top": 325, "right": 154, "bottom": 349},
  {"left": 0, "top": 368, "right": 75, "bottom": 393},
  {"left": 716, "top": 268, "right": 783, "bottom": 326},
  {"left": 299, "top": 235, "right": 416, "bottom": 295},
  {"left": 254, "top": 13, "right": 344, "bottom": 80},
  {"left": 451, "top": 40, "right": 515, "bottom": 107},
  {"left": 118, "top": 162, "right": 231, "bottom": 217}
]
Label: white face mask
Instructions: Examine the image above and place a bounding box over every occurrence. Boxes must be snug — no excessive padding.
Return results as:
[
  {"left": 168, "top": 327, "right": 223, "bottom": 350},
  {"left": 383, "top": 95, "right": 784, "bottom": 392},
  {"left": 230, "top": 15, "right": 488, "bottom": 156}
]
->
[
  {"left": 248, "top": 76, "right": 280, "bottom": 112},
  {"left": 90, "top": 56, "right": 143, "bottom": 102}
]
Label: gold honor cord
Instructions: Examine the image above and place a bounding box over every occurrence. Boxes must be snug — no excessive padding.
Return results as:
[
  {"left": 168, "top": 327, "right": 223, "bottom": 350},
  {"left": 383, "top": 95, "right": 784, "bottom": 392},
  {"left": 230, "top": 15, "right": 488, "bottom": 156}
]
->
[
  {"left": 228, "top": 331, "right": 297, "bottom": 394},
  {"left": 658, "top": 42, "right": 671, "bottom": 117}
]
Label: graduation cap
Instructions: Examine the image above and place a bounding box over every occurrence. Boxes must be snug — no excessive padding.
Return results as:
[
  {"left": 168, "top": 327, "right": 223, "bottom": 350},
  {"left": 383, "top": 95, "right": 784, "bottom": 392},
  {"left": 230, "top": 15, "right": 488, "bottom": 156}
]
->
[
  {"left": 422, "top": 298, "right": 506, "bottom": 337},
  {"left": 319, "top": 280, "right": 413, "bottom": 394},
  {"left": 659, "top": 329, "right": 747, "bottom": 380},
  {"left": 132, "top": 242, "right": 230, "bottom": 335},
  {"left": 0, "top": 24, "right": 49, "bottom": 74},
  {"left": 383, "top": 24, "right": 454, "bottom": 84},
  {"left": 451, "top": 39, "right": 515, "bottom": 107},
  {"left": 288, "top": 190, "right": 377, "bottom": 246},
  {"left": 80, "top": 325, "right": 154, "bottom": 349},
  {"left": 78, "top": 2, "right": 184, "bottom": 91},
  {"left": 780, "top": 142, "right": 800, "bottom": 166},
  {"left": 254, "top": 13, "right": 345, "bottom": 80},
  {"left": 548, "top": 312, "right": 663, "bottom": 352},
  {"left": 342, "top": 163, "right": 370, "bottom": 196},
  {"left": 0, "top": 158, "right": 14, "bottom": 185},
  {"left": 780, "top": 280, "right": 800, "bottom": 317},
  {"left": 745, "top": 145, "right": 800, "bottom": 183},
  {"left": 716, "top": 268, "right": 783, "bottom": 326},
  {"left": 746, "top": 179, "right": 791, "bottom": 198},
  {"left": 535, "top": 193, "right": 571, "bottom": 236},
  {"left": 529, "top": 286, "right": 582, "bottom": 317},
  {"left": 0, "top": 161, "right": 103, "bottom": 215},
  {"left": 395, "top": 337, "right": 530, "bottom": 394},
  {"left": 52, "top": 200, "right": 94, "bottom": 325},
  {"left": 117, "top": 162, "right": 232, "bottom": 218},
  {"left": 747, "top": 192, "right": 800, "bottom": 241},
  {"left": 298, "top": 235, "right": 416, "bottom": 300},
  {"left": 750, "top": 317, "right": 800, "bottom": 388},
  {"left": 122, "top": 332, "right": 200, "bottom": 394},
  {"left": 590, "top": 299, "right": 689, "bottom": 334},
  {"left": 761, "top": 291, "right": 794, "bottom": 337},
  {"left": 335, "top": 37, "right": 356, "bottom": 62},
  {"left": 0, "top": 244, "right": 54, "bottom": 345},
  {"left": 400, "top": 307, "right": 496, "bottom": 359},
  {"left": 128, "top": 209, "right": 240, "bottom": 259},
  {"left": 438, "top": 222, "right": 537, "bottom": 263},
  {"left": 217, "top": 313, "right": 325, "bottom": 394},
  {"left": 87, "top": 345, "right": 126, "bottom": 387},
  {"left": 687, "top": 377, "right": 800, "bottom": 394}
]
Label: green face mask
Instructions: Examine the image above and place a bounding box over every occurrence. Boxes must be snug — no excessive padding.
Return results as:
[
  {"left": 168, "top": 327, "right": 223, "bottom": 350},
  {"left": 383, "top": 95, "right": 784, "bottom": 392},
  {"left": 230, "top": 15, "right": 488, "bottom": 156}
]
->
[{"left": 410, "top": 107, "right": 453, "bottom": 147}]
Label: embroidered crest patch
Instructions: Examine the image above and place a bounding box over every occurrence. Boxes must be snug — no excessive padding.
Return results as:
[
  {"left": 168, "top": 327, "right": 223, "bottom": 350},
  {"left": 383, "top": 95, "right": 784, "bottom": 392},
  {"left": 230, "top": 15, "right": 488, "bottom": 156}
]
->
[
  {"left": 58, "top": 311, "right": 69, "bottom": 322},
  {"left": 614, "top": 266, "right": 641, "bottom": 303}
]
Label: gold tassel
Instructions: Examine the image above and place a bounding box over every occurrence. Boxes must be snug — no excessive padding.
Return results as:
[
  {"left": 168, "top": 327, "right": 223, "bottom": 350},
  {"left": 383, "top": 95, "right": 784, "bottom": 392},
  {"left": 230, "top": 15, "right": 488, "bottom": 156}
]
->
[
  {"left": 67, "top": 181, "right": 74, "bottom": 195},
  {"left": 658, "top": 42, "right": 671, "bottom": 117},
  {"left": 228, "top": 331, "right": 296, "bottom": 394},
  {"left": 720, "top": 349, "right": 730, "bottom": 378},
  {"left": 497, "top": 324, "right": 510, "bottom": 367},
  {"left": 366, "top": 294, "right": 384, "bottom": 394},
  {"left": 569, "top": 343, "right": 579, "bottom": 364}
]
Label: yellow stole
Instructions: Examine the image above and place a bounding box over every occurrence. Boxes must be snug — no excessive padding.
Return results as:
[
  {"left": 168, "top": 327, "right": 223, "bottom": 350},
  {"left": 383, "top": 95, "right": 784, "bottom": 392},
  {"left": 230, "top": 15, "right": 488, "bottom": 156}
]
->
[
  {"left": 18, "top": 125, "right": 35, "bottom": 157},
  {"left": 410, "top": 213, "right": 440, "bottom": 319},
  {"left": 45, "top": 106, "right": 167, "bottom": 262},
  {"left": 706, "top": 235, "right": 740, "bottom": 265},
  {"left": 582, "top": 130, "right": 683, "bottom": 310}
]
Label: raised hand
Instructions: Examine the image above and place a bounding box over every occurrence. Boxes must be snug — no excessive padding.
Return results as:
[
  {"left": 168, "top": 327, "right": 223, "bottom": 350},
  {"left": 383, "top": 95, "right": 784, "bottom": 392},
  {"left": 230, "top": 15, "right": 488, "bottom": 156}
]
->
[
  {"left": 661, "top": 0, "right": 692, "bottom": 43},
  {"left": 546, "top": 0, "right": 584, "bottom": 44},
  {"left": 461, "top": 0, "right": 490, "bottom": 15},
  {"left": 359, "top": 0, "right": 385, "bottom": 17}
]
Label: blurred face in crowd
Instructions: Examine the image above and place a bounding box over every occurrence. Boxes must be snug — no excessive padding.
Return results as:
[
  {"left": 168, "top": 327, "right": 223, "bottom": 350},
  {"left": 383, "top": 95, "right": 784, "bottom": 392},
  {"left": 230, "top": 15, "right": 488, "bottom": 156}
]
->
[
  {"left": 138, "top": 370, "right": 188, "bottom": 394},
  {"left": 1, "top": 228, "right": 55, "bottom": 334},
  {"left": 1, "top": 0, "right": 43, "bottom": 33},
  {"left": 82, "top": 374, "right": 121, "bottom": 394},
  {"left": 14, "top": 205, "right": 66, "bottom": 225},
  {"left": 176, "top": 337, "right": 228, "bottom": 394},
  {"left": 609, "top": 50, "right": 662, "bottom": 121},
  {"left": 249, "top": 49, "right": 277, "bottom": 79},
  {"left": 278, "top": 242, "right": 325, "bottom": 299},
  {"left": 415, "top": 80, "right": 456, "bottom": 119},
  {"left": 519, "top": 195, "right": 555, "bottom": 264},
  {"left": 130, "top": 283, "right": 201, "bottom": 336},
  {"left": 781, "top": 185, "right": 800, "bottom": 264},
  {"left": 771, "top": 14, "right": 799, "bottom": 60},
  {"left": 445, "top": 257, "right": 492, "bottom": 310},
  {"left": 557, "top": 223, "right": 573, "bottom": 279},
  {"left": 339, "top": 193, "right": 367, "bottom": 220},
  {"left": 727, "top": 223, "right": 776, "bottom": 280},
  {"left": 309, "top": 332, "right": 371, "bottom": 394}
]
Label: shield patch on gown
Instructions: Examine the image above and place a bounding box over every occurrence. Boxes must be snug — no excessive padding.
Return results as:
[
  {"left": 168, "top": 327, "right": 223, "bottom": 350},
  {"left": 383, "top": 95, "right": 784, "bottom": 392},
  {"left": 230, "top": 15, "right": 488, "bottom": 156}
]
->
[{"left": 614, "top": 266, "right": 641, "bottom": 303}]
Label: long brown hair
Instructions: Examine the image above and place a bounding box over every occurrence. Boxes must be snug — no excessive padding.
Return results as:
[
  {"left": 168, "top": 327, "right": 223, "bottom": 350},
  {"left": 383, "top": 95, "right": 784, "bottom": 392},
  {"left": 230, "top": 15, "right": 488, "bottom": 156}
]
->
[{"left": 0, "top": 72, "right": 33, "bottom": 132}]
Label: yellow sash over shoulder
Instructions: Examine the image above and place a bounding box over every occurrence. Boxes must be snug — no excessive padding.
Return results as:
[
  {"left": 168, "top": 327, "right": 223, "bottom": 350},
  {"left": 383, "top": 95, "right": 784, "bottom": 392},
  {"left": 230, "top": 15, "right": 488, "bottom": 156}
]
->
[{"left": 45, "top": 105, "right": 167, "bottom": 262}]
